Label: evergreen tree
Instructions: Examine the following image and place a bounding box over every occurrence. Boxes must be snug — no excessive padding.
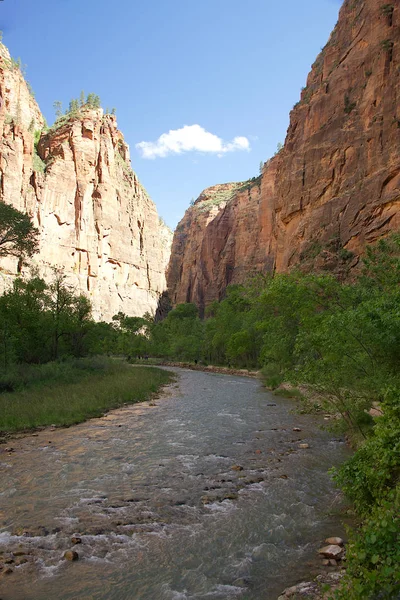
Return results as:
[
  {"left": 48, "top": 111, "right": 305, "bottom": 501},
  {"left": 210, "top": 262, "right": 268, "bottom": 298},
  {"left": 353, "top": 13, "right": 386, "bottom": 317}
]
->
[{"left": 53, "top": 100, "right": 63, "bottom": 118}]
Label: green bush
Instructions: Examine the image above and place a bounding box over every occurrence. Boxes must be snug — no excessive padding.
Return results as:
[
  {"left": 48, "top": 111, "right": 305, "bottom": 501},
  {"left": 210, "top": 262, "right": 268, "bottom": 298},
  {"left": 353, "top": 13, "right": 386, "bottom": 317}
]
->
[
  {"left": 333, "top": 488, "right": 400, "bottom": 600},
  {"left": 332, "top": 388, "right": 400, "bottom": 514}
]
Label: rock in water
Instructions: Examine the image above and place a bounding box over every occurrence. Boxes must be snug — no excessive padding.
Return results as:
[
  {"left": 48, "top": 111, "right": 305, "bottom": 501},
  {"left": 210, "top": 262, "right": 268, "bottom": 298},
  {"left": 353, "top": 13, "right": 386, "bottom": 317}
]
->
[
  {"left": 318, "top": 545, "right": 343, "bottom": 559},
  {"left": 64, "top": 550, "right": 79, "bottom": 561},
  {"left": 325, "top": 537, "right": 344, "bottom": 546},
  {"left": 71, "top": 536, "right": 82, "bottom": 545}
]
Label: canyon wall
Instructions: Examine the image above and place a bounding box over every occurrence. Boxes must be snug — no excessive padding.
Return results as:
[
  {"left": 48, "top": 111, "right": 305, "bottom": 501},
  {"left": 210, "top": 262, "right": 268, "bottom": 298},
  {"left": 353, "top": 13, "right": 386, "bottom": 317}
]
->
[
  {"left": 0, "top": 44, "right": 171, "bottom": 321},
  {"left": 167, "top": 0, "right": 400, "bottom": 312}
]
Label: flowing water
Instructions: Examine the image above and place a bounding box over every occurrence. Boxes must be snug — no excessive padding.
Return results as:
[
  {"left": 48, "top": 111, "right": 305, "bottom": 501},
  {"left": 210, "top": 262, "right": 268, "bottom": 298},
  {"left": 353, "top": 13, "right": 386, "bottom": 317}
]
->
[{"left": 0, "top": 368, "right": 350, "bottom": 600}]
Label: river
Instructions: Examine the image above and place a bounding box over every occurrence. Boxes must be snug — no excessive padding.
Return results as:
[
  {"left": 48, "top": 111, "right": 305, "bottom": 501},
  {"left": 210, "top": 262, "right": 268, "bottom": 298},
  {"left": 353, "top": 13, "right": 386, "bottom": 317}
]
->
[{"left": 0, "top": 368, "right": 350, "bottom": 599}]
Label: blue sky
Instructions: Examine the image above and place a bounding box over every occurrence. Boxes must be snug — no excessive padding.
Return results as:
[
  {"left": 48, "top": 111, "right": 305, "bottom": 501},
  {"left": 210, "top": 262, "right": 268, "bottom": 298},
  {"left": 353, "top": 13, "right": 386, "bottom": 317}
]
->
[{"left": 1, "top": 0, "right": 341, "bottom": 228}]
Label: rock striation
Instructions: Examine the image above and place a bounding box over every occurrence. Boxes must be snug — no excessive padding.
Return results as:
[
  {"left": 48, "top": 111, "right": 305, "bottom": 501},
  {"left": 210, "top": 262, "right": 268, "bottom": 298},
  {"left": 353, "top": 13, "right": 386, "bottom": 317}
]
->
[
  {"left": 0, "top": 44, "right": 171, "bottom": 321},
  {"left": 167, "top": 0, "right": 400, "bottom": 312}
]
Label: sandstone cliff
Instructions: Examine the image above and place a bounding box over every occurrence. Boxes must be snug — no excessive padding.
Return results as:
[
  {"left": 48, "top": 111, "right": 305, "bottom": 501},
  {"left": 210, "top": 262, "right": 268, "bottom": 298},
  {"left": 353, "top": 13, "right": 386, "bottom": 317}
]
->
[
  {"left": 0, "top": 44, "right": 171, "bottom": 321},
  {"left": 167, "top": 0, "right": 400, "bottom": 312}
]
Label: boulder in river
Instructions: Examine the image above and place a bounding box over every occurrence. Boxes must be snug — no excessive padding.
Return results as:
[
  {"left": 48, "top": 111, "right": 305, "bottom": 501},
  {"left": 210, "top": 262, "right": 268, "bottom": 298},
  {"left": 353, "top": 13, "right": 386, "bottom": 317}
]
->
[
  {"left": 231, "top": 465, "right": 244, "bottom": 471},
  {"left": 318, "top": 544, "right": 343, "bottom": 559},
  {"left": 64, "top": 550, "right": 79, "bottom": 561},
  {"left": 298, "top": 443, "right": 310, "bottom": 449},
  {"left": 324, "top": 537, "right": 344, "bottom": 546},
  {"left": 71, "top": 536, "right": 82, "bottom": 545}
]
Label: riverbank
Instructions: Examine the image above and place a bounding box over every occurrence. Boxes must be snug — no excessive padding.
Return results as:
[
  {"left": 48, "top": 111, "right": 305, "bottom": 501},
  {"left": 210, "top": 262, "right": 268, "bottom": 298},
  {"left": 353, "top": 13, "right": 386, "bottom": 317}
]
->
[
  {"left": 131, "top": 358, "right": 260, "bottom": 378},
  {"left": 0, "top": 358, "right": 173, "bottom": 440}
]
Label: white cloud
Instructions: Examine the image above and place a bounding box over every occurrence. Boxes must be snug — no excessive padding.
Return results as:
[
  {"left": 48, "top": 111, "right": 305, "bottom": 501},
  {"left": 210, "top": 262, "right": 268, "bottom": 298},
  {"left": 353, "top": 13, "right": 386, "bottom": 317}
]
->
[{"left": 136, "top": 124, "right": 250, "bottom": 159}]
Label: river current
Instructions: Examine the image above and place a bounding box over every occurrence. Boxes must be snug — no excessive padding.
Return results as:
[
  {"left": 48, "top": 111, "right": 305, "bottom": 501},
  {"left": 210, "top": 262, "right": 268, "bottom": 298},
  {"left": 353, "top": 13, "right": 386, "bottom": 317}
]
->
[{"left": 0, "top": 368, "right": 349, "bottom": 599}]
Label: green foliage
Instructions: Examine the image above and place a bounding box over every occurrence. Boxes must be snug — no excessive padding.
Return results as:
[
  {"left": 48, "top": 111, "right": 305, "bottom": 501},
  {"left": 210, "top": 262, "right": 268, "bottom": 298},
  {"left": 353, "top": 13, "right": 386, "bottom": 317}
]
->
[
  {"left": 50, "top": 92, "right": 102, "bottom": 129},
  {"left": 380, "top": 4, "right": 394, "bottom": 17},
  {"left": 85, "top": 93, "right": 101, "bottom": 108},
  {"left": 0, "top": 203, "right": 39, "bottom": 260},
  {"left": 69, "top": 98, "right": 79, "bottom": 114},
  {"left": 332, "top": 387, "right": 400, "bottom": 515},
  {"left": 344, "top": 93, "right": 356, "bottom": 114},
  {"left": 380, "top": 39, "right": 394, "bottom": 52},
  {"left": 32, "top": 152, "right": 45, "bottom": 173},
  {"left": 137, "top": 235, "right": 400, "bottom": 599},
  {"left": 0, "top": 272, "right": 94, "bottom": 367},
  {"left": 26, "top": 81, "right": 35, "bottom": 98},
  {"left": 332, "top": 488, "right": 400, "bottom": 600},
  {"left": 338, "top": 247, "right": 354, "bottom": 261},
  {"left": 53, "top": 100, "right": 63, "bottom": 118}
]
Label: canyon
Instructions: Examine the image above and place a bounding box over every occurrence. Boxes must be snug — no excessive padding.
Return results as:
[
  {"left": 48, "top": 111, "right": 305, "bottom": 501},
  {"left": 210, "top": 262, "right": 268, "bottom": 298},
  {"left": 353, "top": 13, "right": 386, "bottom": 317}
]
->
[
  {"left": 167, "top": 0, "right": 400, "bottom": 313},
  {"left": 0, "top": 0, "right": 399, "bottom": 320},
  {"left": 0, "top": 44, "right": 171, "bottom": 321}
]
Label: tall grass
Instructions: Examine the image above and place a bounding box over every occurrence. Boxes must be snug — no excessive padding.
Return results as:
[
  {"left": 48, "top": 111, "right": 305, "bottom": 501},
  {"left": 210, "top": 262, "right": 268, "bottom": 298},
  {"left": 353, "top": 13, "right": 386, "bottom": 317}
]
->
[{"left": 0, "top": 359, "right": 172, "bottom": 432}]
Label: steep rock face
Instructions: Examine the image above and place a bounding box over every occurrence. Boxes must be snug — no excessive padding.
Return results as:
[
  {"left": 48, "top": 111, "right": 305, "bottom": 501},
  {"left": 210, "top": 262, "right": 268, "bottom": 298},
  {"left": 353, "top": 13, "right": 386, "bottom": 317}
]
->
[
  {"left": 168, "top": 170, "right": 277, "bottom": 313},
  {"left": 0, "top": 44, "right": 171, "bottom": 320},
  {"left": 168, "top": 0, "right": 400, "bottom": 310}
]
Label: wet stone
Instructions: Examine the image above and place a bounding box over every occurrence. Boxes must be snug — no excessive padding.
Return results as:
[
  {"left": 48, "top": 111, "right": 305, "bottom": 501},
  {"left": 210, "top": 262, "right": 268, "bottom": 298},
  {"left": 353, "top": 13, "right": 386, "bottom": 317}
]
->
[
  {"left": 318, "top": 544, "right": 343, "bottom": 559},
  {"left": 325, "top": 537, "right": 344, "bottom": 546},
  {"left": 64, "top": 551, "right": 79, "bottom": 561},
  {"left": 71, "top": 537, "right": 82, "bottom": 545}
]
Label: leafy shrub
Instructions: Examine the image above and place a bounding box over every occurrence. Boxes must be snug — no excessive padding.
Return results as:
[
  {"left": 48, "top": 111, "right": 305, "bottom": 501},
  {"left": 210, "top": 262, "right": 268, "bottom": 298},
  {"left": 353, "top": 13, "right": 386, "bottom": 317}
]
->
[
  {"left": 333, "top": 488, "right": 400, "bottom": 600},
  {"left": 332, "top": 388, "right": 400, "bottom": 514}
]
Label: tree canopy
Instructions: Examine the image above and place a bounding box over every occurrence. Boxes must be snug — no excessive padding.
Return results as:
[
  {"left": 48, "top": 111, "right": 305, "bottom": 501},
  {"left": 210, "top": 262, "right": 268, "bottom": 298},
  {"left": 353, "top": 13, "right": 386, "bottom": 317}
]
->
[{"left": 0, "top": 202, "right": 39, "bottom": 260}]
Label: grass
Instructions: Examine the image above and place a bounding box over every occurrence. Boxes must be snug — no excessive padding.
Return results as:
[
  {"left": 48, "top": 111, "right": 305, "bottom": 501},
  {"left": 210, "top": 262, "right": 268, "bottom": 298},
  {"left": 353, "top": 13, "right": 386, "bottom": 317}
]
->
[
  {"left": 0, "top": 358, "right": 173, "bottom": 433},
  {"left": 273, "top": 387, "right": 305, "bottom": 399}
]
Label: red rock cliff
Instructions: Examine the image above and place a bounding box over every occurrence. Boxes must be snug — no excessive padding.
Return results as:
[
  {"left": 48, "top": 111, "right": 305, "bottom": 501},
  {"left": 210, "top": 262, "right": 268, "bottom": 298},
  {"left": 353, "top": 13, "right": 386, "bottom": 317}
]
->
[
  {"left": 167, "top": 0, "right": 400, "bottom": 312},
  {"left": 0, "top": 44, "right": 171, "bottom": 320}
]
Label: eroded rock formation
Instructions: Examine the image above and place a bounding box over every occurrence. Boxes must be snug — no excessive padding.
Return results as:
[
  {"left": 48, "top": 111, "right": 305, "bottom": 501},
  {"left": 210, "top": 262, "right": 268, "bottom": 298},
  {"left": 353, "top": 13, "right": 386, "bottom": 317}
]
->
[
  {"left": 0, "top": 44, "right": 171, "bottom": 321},
  {"left": 168, "top": 0, "right": 400, "bottom": 312}
]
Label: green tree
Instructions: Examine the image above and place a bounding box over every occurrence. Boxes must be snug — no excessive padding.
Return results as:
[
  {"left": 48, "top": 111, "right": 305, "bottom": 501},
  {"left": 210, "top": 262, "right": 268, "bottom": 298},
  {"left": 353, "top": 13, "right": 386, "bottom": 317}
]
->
[
  {"left": 53, "top": 100, "right": 63, "bottom": 118},
  {"left": 0, "top": 202, "right": 39, "bottom": 261},
  {"left": 68, "top": 98, "right": 79, "bottom": 114}
]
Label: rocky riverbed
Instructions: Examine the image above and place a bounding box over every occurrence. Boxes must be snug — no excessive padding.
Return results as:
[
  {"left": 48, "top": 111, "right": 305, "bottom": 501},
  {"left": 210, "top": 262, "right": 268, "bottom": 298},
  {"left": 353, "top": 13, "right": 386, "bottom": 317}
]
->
[{"left": 0, "top": 368, "right": 350, "bottom": 599}]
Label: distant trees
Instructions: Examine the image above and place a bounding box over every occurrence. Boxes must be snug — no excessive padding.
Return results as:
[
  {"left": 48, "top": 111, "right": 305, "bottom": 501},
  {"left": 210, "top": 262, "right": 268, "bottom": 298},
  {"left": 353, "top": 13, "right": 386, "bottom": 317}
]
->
[
  {"left": 0, "top": 272, "right": 93, "bottom": 366},
  {"left": 52, "top": 92, "right": 103, "bottom": 126}
]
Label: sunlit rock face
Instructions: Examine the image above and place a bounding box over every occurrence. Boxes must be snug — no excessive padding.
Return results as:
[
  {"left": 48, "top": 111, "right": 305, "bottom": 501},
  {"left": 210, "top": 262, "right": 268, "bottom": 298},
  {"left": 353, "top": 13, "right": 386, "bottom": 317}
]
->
[
  {"left": 167, "top": 0, "right": 400, "bottom": 311},
  {"left": 0, "top": 44, "right": 172, "bottom": 320}
]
